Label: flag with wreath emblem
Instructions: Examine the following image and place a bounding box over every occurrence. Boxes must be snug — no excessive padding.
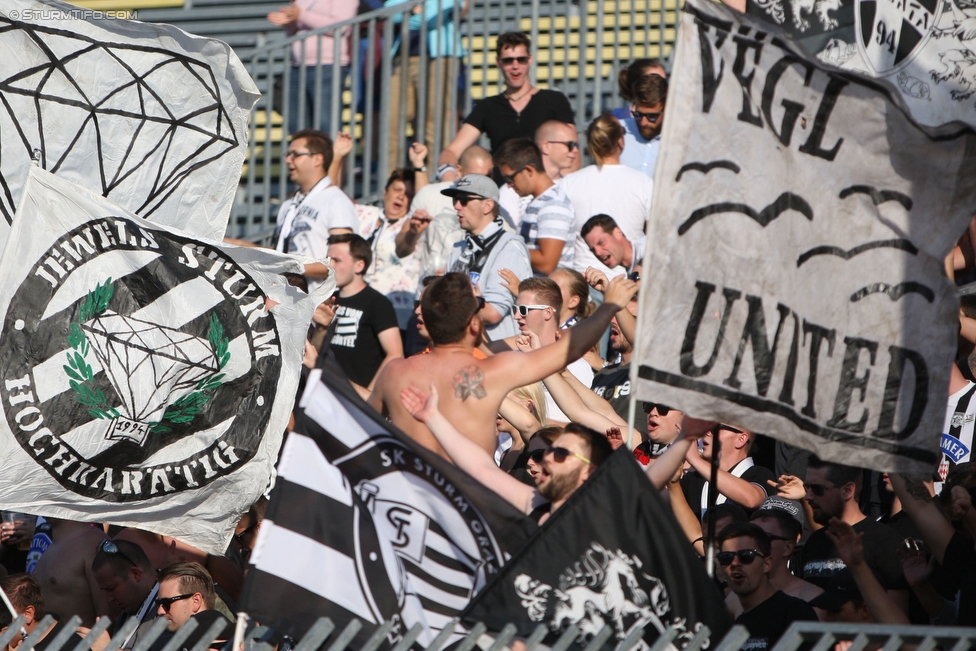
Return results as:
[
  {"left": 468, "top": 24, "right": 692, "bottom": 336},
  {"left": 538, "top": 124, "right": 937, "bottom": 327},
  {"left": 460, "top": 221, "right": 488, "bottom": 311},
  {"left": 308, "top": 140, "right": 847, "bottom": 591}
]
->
[{"left": 0, "top": 166, "right": 332, "bottom": 554}]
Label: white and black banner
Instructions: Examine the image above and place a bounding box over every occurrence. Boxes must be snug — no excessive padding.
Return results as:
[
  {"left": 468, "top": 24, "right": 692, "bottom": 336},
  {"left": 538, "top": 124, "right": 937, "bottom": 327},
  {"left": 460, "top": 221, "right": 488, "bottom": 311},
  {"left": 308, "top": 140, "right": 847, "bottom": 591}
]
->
[
  {"left": 0, "top": 0, "right": 259, "bottom": 241},
  {"left": 634, "top": 0, "right": 976, "bottom": 474},
  {"left": 240, "top": 367, "right": 536, "bottom": 649},
  {"left": 0, "top": 166, "right": 331, "bottom": 554}
]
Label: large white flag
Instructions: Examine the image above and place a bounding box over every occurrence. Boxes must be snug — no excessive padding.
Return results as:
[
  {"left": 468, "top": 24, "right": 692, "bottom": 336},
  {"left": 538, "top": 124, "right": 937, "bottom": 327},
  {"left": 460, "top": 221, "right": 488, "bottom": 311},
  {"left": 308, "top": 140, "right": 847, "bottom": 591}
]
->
[
  {"left": 0, "top": 0, "right": 259, "bottom": 241},
  {"left": 633, "top": 0, "right": 976, "bottom": 474},
  {"left": 0, "top": 166, "right": 332, "bottom": 554}
]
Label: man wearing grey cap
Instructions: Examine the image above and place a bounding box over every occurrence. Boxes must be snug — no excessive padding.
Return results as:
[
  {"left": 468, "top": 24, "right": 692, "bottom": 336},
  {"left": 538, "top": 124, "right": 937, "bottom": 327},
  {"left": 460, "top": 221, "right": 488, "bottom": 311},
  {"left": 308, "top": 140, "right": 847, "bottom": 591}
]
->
[{"left": 442, "top": 174, "right": 532, "bottom": 341}]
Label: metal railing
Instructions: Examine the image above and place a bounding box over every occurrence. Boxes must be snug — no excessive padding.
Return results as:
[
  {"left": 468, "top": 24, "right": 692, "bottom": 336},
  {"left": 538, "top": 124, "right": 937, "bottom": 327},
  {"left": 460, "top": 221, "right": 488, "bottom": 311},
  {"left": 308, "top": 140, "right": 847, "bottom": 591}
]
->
[
  {"left": 232, "top": 0, "right": 682, "bottom": 240},
  {"left": 3, "top": 612, "right": 975, "bottom": 651}
]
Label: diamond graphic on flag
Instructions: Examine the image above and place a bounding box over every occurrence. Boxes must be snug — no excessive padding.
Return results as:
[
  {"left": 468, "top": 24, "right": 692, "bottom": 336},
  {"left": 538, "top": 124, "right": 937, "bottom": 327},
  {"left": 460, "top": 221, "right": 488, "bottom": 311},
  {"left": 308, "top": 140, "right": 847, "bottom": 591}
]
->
[{"left": 82, "top": 312, "right": 219, "bottom": 425}]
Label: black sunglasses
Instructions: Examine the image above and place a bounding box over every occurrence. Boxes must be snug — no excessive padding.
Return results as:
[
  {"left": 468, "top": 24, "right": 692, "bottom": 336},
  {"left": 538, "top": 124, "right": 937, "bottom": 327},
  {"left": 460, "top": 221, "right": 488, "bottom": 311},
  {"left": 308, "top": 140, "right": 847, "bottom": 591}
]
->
[
  {"left": 234, "top": 522, "right": 259, "bottom": 545},
  {"left": 158, "top": 593, "right": 195, "bottom": 612},
  {"left": 547, "top": 140, "right": 580, "bottom": 151},
  {"left": 805, "top": 482, "right": 836, "bottom": 497},
  {"left": 642, "top": 402, "right": 671, "bottom": 415},
  {"left": 716, "top": 549, "right": 766, "bottom": 566},
  {"left": 500, "top": 56, "right": 530, "bottom": 65},
  {"left": 631, "top": 109, "right": 663, "bottom": 123},
  {"left": 453, "top": 194, "right": 483, "bottom": 207},
  {"left": 546, "top": 446, "right": 593, "bottom": 465},
  {"left": 501, "top": 166, "right": 527, "bottom": 184},
  {"left": 528, "top": 448, "right": 546, "bottom": 463},
  {"left": 97, "top": 540, "right": 137, "bottom": 567}
]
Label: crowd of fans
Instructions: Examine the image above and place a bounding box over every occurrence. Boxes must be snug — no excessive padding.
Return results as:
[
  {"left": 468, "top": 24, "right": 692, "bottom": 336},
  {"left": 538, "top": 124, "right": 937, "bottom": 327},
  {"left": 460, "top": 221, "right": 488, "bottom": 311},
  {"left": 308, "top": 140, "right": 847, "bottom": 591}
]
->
[{"left": 4, "top": 22, "right": 976, "bottom": 651}]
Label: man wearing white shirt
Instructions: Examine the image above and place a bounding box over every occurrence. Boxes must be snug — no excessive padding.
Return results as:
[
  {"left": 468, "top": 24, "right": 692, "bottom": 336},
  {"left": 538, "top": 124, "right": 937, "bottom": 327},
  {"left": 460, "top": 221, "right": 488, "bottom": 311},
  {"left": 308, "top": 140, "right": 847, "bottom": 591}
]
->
[
  {"left": 272, "top": 129, "right": 359, "bottom": 287},
  {"left": 581, "top": 214, "right": 645, "bottom": 277},
  {"left": 561, "top": 113, "right": 652, "bottom": 278}
]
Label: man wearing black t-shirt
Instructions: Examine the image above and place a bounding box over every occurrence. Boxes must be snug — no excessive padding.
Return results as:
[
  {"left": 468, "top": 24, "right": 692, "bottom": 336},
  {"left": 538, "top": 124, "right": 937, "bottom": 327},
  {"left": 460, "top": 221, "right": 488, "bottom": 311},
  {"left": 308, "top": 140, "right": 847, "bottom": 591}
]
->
[
  {"left": 436, "top": 32, "right": 574, "bottom": 181},
  {"left": 718, "top": 522, "right": 817, "bottom": 651},
  {"left": 681, "top": 425, "right": 775, "bottom": 520},
  {"left": 327, "top": 234, "right": 403, "bottom": 390},
  {"left": 800, "top": 456, "right": 909, "bottom": 614}
]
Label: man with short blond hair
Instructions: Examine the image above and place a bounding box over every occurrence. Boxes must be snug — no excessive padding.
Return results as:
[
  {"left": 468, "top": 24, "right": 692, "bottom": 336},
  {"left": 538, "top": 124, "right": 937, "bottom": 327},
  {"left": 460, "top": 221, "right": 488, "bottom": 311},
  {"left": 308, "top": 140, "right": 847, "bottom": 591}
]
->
[{"left": 154, "top": 563, "right": 231, "bottom": 650}]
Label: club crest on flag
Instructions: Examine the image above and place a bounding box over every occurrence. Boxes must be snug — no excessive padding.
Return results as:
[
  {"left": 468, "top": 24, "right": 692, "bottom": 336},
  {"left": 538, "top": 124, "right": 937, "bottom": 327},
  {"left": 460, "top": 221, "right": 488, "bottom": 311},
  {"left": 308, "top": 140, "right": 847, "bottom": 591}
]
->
[
  {"left": 1, "top": 215, "right": 284, "bottom": 502},
  {"left": 511, "top": 543, "right": 692, "bottom": 650},
  {"left": 854, "top": 0, "right": 941, "bottom": 74}
]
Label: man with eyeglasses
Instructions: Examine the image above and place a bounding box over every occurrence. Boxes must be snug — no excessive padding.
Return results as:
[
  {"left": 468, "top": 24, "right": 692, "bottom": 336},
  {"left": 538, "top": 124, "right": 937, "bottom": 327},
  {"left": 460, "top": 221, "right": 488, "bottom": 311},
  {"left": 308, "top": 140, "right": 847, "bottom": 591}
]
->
[
  {"left": 86, "top": 539, "right": 165, "bottom": 651},
  {"left": 681, "top": 424, "right": 775, "bottom": 519},
  {"left": 717, "top": 522, "right": 817, "bottom": 651},
  {"left": 442, "top": 174, "right": 531, "bottom": 341},
  {"left": 799, "top": 456, "right": 910, "bottom": 613},
  {"left": 154, "top": 562, "right": 231, "bottom": 648},
  {"left": 270, "top": 129, "right": 358, "bottom": 288},
  {"left": 436, "top": 32, "right": 574, "bottom": 183},
  {"left": 619, "top": 75, "right": 668, "bottom": 179}
]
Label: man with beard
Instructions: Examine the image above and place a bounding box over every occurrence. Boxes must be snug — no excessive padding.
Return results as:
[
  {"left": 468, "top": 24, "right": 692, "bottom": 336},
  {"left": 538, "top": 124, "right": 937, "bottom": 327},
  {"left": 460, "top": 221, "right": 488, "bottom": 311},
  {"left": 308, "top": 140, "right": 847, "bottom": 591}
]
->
[
  {"left": 619, "top": 75, "right": 667, "bottom": 178},
  {"left": 718, "top": 522, "right": 817, "bottom": 651},
  {"left": 400, "top": 382, "right": 612, "bottom": 524},
  {"left": 370, "top": 272, "right": 638, "bottom": 458},
  {"left": 800, "top": 456, "right": 909, "bottom": 614}
]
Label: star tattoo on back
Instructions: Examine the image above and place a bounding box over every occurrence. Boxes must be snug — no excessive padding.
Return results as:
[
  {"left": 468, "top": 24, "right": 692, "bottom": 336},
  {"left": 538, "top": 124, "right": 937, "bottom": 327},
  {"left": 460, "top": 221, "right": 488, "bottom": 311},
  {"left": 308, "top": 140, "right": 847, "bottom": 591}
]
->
[{"left": 453, "top": 365, "right": 488, "bottom": 401}]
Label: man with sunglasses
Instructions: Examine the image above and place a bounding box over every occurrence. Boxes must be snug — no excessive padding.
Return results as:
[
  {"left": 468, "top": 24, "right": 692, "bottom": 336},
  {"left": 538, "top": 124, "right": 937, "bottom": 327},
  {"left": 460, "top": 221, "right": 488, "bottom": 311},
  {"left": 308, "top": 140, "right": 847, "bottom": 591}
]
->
[
  {"left": 442, "top": 174, "right": 531, "bottom": 341},
  {"left": 619, "top": 75, "right": 667, "bottom": 179},
  {"left": 535, "top": 121, "right": 580, "bottom": 180},
  {"left": 155, "top": 562, "right": 232, "bottom": 646},
  {"left": 436, "top": 32, "right": 574, "bottom": 183},
  {"left": 799, "top": 457, "right": 910, "bottom": 614},
  {"left": 748, "top": 498, "right": 824, "bottom": 605},
  {"left": 400, "top": 382, "right": 612, "bottom": 523},
  {"left": 717, "top": 522, "right": 817, "bottom": 651},
  {"left": 494, "top": 138, "right": 576, "bottom": 276},
  {"left": 87, "top": 540, "right": 165, "bottom": 651}
]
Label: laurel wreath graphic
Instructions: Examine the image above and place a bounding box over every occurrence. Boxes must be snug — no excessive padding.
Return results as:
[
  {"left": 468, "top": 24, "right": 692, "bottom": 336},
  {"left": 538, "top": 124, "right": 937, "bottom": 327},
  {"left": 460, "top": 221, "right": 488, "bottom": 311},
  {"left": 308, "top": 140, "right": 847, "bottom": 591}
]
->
[
  {"left": 64, "top": 278, "right": 119, "bottom": 420},
  {"left": 64, "top": 279, "right": 231, "bottom": 434},
  {"left": 150, "top": 314, "right": 230, "bottom": 435}
]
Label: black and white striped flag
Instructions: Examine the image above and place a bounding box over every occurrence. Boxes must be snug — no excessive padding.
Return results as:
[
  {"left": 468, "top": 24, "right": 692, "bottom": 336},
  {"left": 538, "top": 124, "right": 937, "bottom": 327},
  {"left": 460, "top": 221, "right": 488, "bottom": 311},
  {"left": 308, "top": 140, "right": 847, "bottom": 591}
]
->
[{"left": 240, "top": 366, "right": 537, "bottom": 648}]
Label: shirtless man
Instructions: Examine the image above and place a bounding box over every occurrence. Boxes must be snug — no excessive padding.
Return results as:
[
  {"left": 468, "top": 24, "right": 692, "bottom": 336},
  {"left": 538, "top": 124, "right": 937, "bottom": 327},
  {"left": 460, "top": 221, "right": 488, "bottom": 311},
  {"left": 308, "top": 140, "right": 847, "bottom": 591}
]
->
[
  {"left": 31, "top": 519, "right": 111, "bottom": 627},
  {"left": 369, "top": 272, "right": 638, "bottom": 458}
]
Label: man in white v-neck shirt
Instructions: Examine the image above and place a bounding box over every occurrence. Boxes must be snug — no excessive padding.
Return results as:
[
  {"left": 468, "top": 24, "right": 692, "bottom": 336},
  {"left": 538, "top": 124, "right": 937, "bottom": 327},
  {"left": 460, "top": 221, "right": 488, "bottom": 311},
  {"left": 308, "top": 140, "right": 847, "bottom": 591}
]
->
[{"left": 272, "top": 129, "right": 358, "bottom": 287}]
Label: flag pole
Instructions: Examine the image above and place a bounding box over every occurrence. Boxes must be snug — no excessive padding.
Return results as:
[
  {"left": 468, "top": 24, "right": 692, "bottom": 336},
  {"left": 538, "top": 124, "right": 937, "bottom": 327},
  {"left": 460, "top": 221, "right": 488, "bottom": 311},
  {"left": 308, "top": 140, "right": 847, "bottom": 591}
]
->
[{"left": 704, "top": 430, "right": 721, "bottom": 578}]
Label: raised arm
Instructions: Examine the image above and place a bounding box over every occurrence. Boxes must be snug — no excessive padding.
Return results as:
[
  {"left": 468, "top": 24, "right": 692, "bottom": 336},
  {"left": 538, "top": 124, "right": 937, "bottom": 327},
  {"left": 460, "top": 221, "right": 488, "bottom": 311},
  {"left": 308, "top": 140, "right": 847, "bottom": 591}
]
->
[
  {"left": 499, "top": 394, "right": 543, "bottom": 444},
  {"left": 684, "top": 444, "right": 767, "bottom": 509},
  {"left": 401, "top": 384, "right": 537, "bottom": 513},
  {"left": 490, "top": 275, "right": 638, "bottom": 389},
  {"left": 826, "top": 518, "right": 909, "bottom": 624},
  {"left": 889, "top": 473, "right": 954, "bottom": 563}
]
